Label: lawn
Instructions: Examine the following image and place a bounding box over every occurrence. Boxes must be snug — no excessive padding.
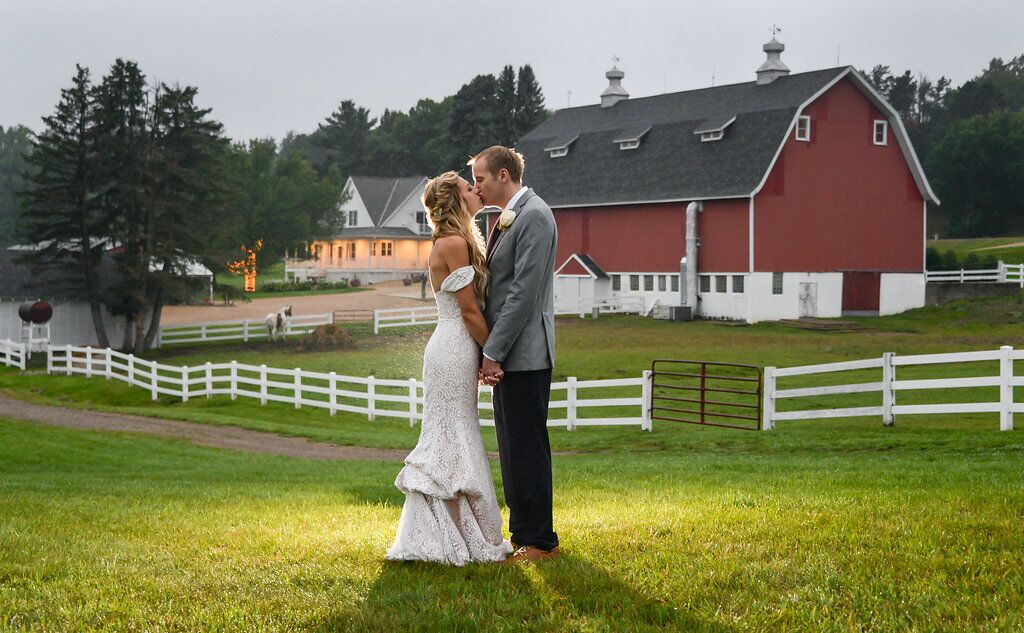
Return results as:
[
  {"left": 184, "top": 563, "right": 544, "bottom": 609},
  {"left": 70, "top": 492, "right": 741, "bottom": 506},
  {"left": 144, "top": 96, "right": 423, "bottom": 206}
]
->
[
  {"left": 1, "top": 296, "right": 1023, "bottom": 630},
  {"left": 929, "top": 236, "right": 1024, "bottom": 266}
]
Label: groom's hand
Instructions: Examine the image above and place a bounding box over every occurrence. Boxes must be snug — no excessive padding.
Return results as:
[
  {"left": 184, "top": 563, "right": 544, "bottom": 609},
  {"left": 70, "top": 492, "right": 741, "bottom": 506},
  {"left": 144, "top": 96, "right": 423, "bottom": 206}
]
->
[{"left": 482, "top": 357, "right": 504, "bottom": 385}]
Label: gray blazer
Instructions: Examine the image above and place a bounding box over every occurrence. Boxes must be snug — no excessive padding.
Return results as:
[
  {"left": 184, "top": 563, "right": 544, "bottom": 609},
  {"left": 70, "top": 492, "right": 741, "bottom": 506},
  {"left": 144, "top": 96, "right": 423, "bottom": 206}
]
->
[{"left": 482, "top": 189, "right": 557, "bottom": 372}]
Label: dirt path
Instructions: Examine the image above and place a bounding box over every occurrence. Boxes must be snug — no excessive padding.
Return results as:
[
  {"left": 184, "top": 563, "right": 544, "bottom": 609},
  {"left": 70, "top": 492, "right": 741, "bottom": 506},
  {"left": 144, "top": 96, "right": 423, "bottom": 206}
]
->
[
  {"left": 974, "top": 240, "right": 1024, "bottom": 251},
  {"left": 162, "top": 283, "right": 433, "bottom": 326},
  {"left": 0, "top": 394, "right": 408, "bottom": 461}
]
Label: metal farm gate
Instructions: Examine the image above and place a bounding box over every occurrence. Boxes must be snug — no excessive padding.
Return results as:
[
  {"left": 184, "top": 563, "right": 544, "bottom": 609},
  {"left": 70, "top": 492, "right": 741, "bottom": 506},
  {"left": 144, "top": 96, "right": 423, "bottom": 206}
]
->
[{"left": 649, "top": 359, "right": 763, "bottom": 430}]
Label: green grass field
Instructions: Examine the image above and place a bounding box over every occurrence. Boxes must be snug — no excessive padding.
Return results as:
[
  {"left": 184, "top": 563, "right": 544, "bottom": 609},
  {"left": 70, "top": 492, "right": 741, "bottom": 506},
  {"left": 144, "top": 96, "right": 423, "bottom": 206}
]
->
[
  {"left": 928, "top": 236, "right": 1024, "bottom": 266},
  {"left": 2, "top": 296, "right": 1023, "bottom": 630}
]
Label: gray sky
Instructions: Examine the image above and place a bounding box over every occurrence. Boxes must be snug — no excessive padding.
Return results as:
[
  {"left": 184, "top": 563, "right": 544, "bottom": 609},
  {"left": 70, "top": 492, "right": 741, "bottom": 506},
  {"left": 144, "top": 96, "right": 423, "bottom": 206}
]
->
[{"left": 3, "top": 0, "right": 1023, "bottom": 142}]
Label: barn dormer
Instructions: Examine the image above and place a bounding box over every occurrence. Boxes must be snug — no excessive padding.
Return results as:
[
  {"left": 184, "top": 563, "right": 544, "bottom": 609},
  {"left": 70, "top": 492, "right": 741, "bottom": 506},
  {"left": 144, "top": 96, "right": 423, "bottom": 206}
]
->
[
  {"left": 544, "top": 134, "right": 579, "bottom": 158},
  {"left": 694, "top": 115, "right": 736, "bottom": 142},
  {"left": 613, "top": 126, "right": 651, "bottom": 150}
]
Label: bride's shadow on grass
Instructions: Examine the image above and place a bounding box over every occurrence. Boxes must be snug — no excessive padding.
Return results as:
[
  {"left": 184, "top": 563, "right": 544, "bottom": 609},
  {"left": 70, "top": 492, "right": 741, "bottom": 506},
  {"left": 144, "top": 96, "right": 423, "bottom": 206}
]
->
[{"left": 318, "top": 551, "right": 729, "bottom": 632}]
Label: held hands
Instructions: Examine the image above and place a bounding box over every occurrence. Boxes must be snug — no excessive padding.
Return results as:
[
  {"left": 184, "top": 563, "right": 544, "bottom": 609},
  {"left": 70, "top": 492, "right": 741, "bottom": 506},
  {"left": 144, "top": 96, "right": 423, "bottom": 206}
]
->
[{"left": 479, "top": 357, "right": 504, "bottom": 386}]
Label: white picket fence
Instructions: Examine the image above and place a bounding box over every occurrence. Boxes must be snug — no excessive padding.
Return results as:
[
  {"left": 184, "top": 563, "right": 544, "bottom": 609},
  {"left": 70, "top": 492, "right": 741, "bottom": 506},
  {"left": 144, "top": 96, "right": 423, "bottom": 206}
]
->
[
  {"left": 0, "top": 339, "right": 27, "bottom": 370},
  {"left": 763, "top": 346, "right": 1021, "bottom": 431},
  {"left": 926, "top": 261, "right": 1024, "bottom": 287},
  {"left": 157, "top": 313, "right": 333, "bottom": 345},
  {"left": 42, "top": 344, "right": 653, "bottom": 430},
  {"left": 373, "top": 307, "right": 439, "bottom": 334}
]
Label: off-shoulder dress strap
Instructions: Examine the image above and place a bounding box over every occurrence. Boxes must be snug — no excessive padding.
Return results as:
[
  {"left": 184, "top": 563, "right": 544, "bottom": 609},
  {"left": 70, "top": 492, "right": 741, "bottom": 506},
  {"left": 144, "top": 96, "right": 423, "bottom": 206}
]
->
[{"left": 438, "top": 265, "right": 476, "bottom": 293}]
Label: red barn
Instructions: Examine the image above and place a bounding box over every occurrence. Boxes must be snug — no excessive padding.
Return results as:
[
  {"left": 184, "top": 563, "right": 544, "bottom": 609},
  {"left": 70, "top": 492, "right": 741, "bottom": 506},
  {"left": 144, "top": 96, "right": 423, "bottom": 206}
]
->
[{"left": 515, "top": 38, "right": 939, "bottom": 322}]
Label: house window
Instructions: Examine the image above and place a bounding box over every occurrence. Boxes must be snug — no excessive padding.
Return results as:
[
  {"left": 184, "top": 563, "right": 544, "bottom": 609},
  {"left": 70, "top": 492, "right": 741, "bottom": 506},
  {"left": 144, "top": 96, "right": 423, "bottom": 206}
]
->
[
  {"left": 700, "top": 130, "right": 724, "bottom": 142},
  {"left": 347, "top": 210, "right": 358, "bottom": 226},
  {"left": 618, "top": 139, "right": 640, "bottom": 150},
  {"left": 732, "top": 275, "right": 745, "bottom": 293},
  {"left": 416, "top": 211, "right": 429, "bottom": 233},
  {"left": 612, "top": 275, "right": 621, "bottom": 292},
  {"left": 346, "top": 242, "right": 356, "bottom": 259},
  {"left": 630, "top": 275, "right": 639, "bottom": 291},
  {"left": 873, "top": 120, "right": 888, "bottom": 146},
  {"left": 380, "top": 241, "right": 393, "bottom": 257},
  {"left": 370, "top": 241, "right": 375, "bottom": 256},
  {"left": 795, "top": 115, "right": 811, "bottom": 142},
  {"left": 336, "top": 246, "right": 343, "bottom": 259},
  {"left": 658, "top": 275, "right": 667, "bottom": 291},
  {"left": 671, "top": 275, "right": 679, "bottom": 292},
  {"left": 548, "top": 147, "right": 568, "bottom": 158},
  {"left": 715, "top": 275, "right": 727, "bottom": 293},
  {"left": 644, "top": 275, "right": 654, "bottom": 291},
  {"left": 772, "top": 272, "right": 783, "bottom": 295},
  {"left": 699, "top": 275, "right": 711, "bottom": 293}
]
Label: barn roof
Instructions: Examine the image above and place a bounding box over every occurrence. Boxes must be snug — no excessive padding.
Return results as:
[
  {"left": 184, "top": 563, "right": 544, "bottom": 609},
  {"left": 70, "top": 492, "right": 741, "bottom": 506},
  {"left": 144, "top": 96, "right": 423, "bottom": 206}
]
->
[
  {"left": 518, "top": 66, "right": 938, "bottom": 206},
  {"left": 348, "top": 175, "right": 427, "bottom": 227}
]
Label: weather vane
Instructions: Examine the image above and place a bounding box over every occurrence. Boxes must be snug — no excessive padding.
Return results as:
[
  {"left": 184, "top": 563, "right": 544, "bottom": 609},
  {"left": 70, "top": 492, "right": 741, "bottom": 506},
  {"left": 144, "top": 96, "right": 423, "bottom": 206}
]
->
[
  {"left": 612, "top": 55, "right": 620, "bottom": 67},
  {"left": 771, "top": 24, "right": 782, "bottom": 38}
]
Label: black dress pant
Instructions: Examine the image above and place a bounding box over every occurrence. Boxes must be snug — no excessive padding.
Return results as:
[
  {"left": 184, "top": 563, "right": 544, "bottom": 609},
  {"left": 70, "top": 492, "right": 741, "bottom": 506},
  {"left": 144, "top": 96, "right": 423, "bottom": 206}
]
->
[{"left": 492, "top": 367, "right": 558, "bottom": 551}]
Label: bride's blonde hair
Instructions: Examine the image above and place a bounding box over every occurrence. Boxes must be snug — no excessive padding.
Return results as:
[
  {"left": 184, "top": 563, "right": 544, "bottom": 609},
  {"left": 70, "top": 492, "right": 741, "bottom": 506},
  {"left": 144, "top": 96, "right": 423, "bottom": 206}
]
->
[{"left": 422, "top": 171, "right": 488, "bottom": 304}]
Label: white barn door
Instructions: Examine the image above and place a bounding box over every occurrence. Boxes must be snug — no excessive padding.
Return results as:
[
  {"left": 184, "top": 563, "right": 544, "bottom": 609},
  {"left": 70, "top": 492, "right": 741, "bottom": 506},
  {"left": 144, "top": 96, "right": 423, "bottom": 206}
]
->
[{"left": 798, "top": 283, "right": 818, "bottom": 317}]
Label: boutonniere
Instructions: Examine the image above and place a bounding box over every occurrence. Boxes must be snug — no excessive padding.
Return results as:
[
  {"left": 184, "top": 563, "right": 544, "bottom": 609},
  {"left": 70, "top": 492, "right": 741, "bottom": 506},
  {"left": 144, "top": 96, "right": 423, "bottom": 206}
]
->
[{"left": 498, "top": 208, "right": 517, "bottom": 230}]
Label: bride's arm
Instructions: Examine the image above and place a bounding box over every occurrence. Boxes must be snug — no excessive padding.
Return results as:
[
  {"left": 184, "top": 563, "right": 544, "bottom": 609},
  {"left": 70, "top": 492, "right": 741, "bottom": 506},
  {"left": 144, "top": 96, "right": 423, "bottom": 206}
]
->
[{"left": 436, "top": 236, "right": 489, "bottom": 348}]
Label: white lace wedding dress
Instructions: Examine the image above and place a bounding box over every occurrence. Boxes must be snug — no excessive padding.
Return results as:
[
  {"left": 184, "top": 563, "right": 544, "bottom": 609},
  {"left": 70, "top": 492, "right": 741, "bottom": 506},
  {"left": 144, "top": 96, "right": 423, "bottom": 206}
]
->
[{"left": 386, "top": 265, "right": 513, "bottom": 565}]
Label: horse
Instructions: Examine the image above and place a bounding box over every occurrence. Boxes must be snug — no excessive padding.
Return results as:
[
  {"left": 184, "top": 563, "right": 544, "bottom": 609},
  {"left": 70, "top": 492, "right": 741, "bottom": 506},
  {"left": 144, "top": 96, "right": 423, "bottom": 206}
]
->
[{"left": 265, "top": 305, "right": 292, "bottom": 341}]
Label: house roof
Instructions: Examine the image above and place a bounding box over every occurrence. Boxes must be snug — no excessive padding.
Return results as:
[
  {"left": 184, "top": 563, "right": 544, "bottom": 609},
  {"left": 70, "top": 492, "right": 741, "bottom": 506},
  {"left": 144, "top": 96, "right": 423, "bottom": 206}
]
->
[
  {"left": 336, "top": 227, "right": 430, "bottom": 240},
  {"left": 517, "top": 66, "right": 938, "bottom": 207},
  {"left": 348, "top": 175, "right": 426, "bottom": 227}
]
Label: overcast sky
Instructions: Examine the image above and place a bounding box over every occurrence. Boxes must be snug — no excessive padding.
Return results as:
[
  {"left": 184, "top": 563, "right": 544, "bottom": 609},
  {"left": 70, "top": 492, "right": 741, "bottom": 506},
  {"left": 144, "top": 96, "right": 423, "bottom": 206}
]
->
[{"left": 3, "top": 0, "right": 1023, "bottom": 142}]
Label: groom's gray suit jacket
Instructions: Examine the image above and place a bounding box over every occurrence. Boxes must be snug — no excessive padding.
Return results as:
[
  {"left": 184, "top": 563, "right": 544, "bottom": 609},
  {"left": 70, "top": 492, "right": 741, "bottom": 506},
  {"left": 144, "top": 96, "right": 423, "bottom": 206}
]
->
[{"left": 482, "top": 188, "right": 557, "bottom": 372}]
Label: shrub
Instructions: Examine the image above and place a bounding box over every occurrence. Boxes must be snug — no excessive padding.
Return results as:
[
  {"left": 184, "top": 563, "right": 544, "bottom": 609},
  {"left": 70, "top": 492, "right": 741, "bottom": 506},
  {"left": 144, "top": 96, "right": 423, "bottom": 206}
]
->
[
  {"left": 261, "top": 279, "right": 351, "bottom": 293},
  {"left": 941, "top": 249, "right": 960, "bottom": 270},
  {"left": 925, "top": 247, "right": 943, "bottom": 270},
  {"left": 962, "top": 252, "right": 981, "bottom": 270}
]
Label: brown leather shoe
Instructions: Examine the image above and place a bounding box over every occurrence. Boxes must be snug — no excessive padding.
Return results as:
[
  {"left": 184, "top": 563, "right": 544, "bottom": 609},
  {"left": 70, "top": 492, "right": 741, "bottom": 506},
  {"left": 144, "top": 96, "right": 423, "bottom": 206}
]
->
[{"left": 501, "top": 545, "right": 560, "bottom": 565}]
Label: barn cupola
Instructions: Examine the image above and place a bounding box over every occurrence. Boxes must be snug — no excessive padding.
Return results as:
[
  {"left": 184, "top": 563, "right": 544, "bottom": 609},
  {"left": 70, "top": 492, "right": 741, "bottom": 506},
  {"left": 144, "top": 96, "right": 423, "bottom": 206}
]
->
[
  {"left": 756, "top": 37, "right": 790, "bottom": 85},
  {"left": 601, "top": 62, "right": 629, "bottom": 108}
]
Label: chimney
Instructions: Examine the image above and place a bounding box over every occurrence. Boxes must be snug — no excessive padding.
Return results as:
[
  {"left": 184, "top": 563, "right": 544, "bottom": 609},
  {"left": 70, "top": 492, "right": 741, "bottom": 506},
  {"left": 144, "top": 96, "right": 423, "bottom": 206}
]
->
[
  {"left": 601, "top": 65, "right": 629, "bottom": 108},
  {"left": 756, "top": 37, "right": 790, "bottom": 85}
]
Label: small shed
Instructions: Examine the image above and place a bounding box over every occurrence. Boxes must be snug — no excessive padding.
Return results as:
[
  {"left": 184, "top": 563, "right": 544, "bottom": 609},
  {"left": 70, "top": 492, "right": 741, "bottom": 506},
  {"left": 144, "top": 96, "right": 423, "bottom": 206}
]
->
[{"left": 554, "top": 253, "right": 611, "bottom": 313}]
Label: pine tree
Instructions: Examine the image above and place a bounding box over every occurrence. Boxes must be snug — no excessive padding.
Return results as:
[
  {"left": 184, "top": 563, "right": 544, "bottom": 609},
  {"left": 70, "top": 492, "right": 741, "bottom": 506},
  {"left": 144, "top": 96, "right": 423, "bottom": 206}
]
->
[
  {"left": 0, "top": 125, "right": 33, "bottom": 247},
  {"left": 448, "top": 74, "right": 500, "bottom": 163},
  {"left": 496, "top": 65, "right": 518, "bottom": 146},
  {"left": 315, "top": 100, "right": 375, "bottom": 178},
  {"left": 18, "top": 65, "right": 112, "bottom": 348},
  {"left": 514, "top": 65, "right": 547, "bottom": 140}
]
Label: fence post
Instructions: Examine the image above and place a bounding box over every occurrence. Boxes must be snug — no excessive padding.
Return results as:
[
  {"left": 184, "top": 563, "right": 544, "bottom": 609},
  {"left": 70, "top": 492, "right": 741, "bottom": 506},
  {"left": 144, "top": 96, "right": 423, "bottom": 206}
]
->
[
  {"left": 373, "top": 311, "right": 380, "bottom": 335},
  {"left": 243, "top": 320, "right": 249, "bottom": 343},
  {"left": 46, "top": 346, "right": 53, "bottom": 375},
  {"left": 205, "top": 362, "right": 213, "bottom": 398},
  {"left": 998, "top": 260, "right": 1007, "bottom": 283},
  {"left": 182, "top": 365, "right": 189, "bottom": 402},
  {"left": 882, "top": 352, "right": 896, "bottom": 427},
  {"left": 260, "top": 364, "right": 267, "bottom": 405},
  {"left": 150, "top": 360, "right": 158, "bottom": 401},
  {"left": 329, "top": 371, "right": 337, "bottom": 416},
  {"left": 1000, "top": 345, "right": 1014, "bottom": 431},
  {"left": 66, "top": 345, "right": 72, "bottom": 376},
  {"left": 641, "top": 370, "right": 653, "bottom": 432},
  {"left": 127, "top": 354, "right": 135, "bottom": 386},
  {"left": 761, "top": 366, "right": 776, "bottom": 430},
  {"left": 408, "top": 378, "right": 417, "bottom": 426},
  {"left": 104, "top": 349, "right": 112, "bottom": 380},
  {"left": 566, "top": 376, "right": 577, "bottom": 431},
  {"left": 294, "top": 368, "right": 302, "bottom": 409},
  {"left": 367, "top": 376, "right": 376, "bottom": 420},
  {"left": 230, "top": 361, "right": 238, "bottom": 400},
  {"left": 85, "top": 347, "right": 93, "bottom": 377},
  {"left": 201, "top": 324, "right": 208, "bottom": 342}
]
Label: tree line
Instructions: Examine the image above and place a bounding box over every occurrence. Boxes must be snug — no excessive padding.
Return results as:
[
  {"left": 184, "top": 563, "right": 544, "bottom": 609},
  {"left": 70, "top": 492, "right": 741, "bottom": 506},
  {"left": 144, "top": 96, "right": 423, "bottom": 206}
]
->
[{"left": 861, "top": 55, "right": 1024, "bottom": 236}]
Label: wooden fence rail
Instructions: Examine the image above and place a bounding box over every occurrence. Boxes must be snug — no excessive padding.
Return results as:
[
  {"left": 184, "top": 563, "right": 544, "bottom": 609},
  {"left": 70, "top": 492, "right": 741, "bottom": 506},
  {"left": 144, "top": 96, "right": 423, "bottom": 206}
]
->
[
  {"left": 157, "top": 313, "right": 333, "bottom": 346},
  {"left": 763, "top": 345, "right": 1020, "bottom": 431},
  {"left": 41, "top": 344, "right": 653, "bottom": 431},
  {"left": 0, "top": 339, "right": 27, "bottom": 370},
  {"left": 925, "top": 261, "right": 1024, "bottom": 287}
]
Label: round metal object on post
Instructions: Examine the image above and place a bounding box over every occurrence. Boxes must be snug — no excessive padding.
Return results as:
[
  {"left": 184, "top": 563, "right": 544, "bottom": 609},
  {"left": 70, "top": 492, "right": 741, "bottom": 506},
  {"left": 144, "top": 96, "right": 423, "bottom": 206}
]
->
[{"left": 18, "top": 300, "right": 53, "bottom": 324}]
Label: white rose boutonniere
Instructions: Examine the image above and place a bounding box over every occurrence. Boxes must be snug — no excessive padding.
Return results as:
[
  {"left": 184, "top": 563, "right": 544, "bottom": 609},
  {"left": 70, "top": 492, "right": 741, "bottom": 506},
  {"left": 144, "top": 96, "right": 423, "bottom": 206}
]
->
[{"left": 497, "top": 208, "right": 517, "bottom": 230}]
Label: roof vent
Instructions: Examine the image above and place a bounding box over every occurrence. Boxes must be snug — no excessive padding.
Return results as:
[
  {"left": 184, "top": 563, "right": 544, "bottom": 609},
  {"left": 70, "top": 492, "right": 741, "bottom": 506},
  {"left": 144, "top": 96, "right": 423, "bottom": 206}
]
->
[
  {"left": 601, "top": 63, "right": 629, "bottom": 108},
  {"left": 756, "top": 37, "right": 790, "bottom": 85}
]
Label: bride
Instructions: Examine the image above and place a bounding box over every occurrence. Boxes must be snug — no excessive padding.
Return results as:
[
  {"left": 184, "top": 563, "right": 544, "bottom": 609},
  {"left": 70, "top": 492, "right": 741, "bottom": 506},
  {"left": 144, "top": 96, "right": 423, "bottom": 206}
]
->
[{"left": 385, "top": 171, "right": 513, "bottom": 565}]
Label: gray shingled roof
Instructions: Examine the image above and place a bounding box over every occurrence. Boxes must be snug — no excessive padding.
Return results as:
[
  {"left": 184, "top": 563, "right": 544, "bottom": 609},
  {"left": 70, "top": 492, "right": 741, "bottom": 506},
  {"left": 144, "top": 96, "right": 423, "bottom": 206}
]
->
[
  {"left": 348, "top": 176, "right": 426, "bottom": 227},
  {"left": 518, "top": 67, "right": 849, "bottom": 207},
  {"left": 337, "top": 227, "right": 429, "bottom": 240}
]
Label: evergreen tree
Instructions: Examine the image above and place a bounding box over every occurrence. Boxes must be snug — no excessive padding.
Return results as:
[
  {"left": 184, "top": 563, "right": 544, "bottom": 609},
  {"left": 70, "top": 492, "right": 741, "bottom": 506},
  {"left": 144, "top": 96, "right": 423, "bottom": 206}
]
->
[
  {"left": 0, "top": 124, "right": 33, "bottom": 246},
  {"left": 315, "top": 100, "right": 375, "bottom": 177},
  {"left": 514, "top": 65, "right": 548, "bottom": 139},
  {"left": 448, "top": 74, "right": 501, "bottom": 163},
  {"left": 18, "top": 66, "right": 112, "bottom": 347},
  {"left": 496, "top": 65, "right": 518, "bottom": 146}
]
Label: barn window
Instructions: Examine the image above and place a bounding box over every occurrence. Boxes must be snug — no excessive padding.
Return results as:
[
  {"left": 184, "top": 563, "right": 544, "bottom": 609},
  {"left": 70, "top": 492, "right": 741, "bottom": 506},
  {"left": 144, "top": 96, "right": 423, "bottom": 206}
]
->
[
  {"left": 618, "top": 139, "right": 640, "bottom": 150},
  {"left": 699, "top": 275, "right": 711, "bottom": 293},
  {"left": 614, "top": 126, "right": 650, "bottom": 151},
  {"left": 715, "top": 275, "right": 727, "bottom": 293},
  {"left": 644, "top": 275, "right": 654, "bottom": 291},
  {"left": 873, "top": 120, "right": 888, "bottom": 146},
  {"left": 772, "top": 272, "right": 783, "bottom": 295},
  {"left": 700, "top": 130, "right": 724, "bottom": 142},
  {"left": 612, "top": 275, "right": 621, "bottom": 291},
  {"left": 380, "top": 241, "right": 393, "bottom": 257},
  {"left": 548, "top": 147, "right": 568, "bottom": 158},
  {"left": 732, "top": 275, "right": 745, "bottom": 293},
  {"left": 795, "top": 115, "right": 811, "bottom": 142},
  {"left": 347, "top": 210, "right": 358, "bottom": 226},
  {"left": 658, "top": 275, "right": 667, "bottom": 291},
  {"left": 346, "top": 242, "right": 356, "bottom": 259},
  {"left": 630, "top": 275, "right": 639, "bottom": 291},
  {"left": 671, "top": 275, "right": 679, "bottom": 292}
]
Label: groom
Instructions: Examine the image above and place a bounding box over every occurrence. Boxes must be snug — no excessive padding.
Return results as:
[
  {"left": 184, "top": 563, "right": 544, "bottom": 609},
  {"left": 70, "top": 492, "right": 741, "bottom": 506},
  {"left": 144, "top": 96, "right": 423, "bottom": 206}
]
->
[{"left": 471, "top": 145, "right": 560, "bottom": 563}]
